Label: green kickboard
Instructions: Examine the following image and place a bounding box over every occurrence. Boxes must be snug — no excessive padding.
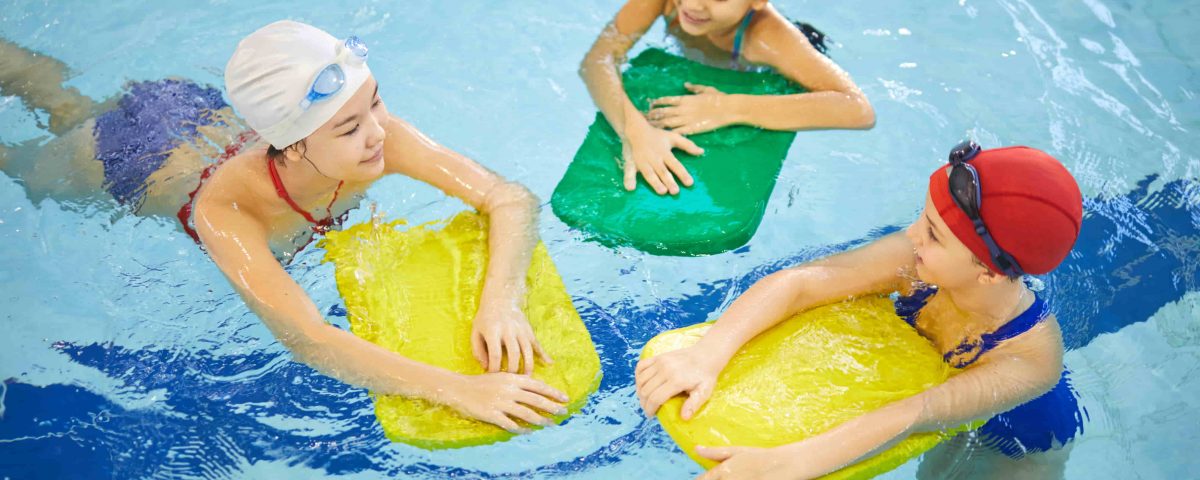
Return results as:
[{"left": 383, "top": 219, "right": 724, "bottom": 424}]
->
[{"left": 551, "top": 48, "right": 802, "bottom": 256}]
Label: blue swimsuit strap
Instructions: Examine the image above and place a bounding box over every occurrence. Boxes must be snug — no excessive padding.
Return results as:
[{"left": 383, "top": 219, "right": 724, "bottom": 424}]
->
[
  {"left": 664, "top": 7, "right": 755, "bottom": 62},
  {"left": 894, "top": 286, "right": 1051, "bottom": 368},
  {"left": 896, "top": 286, "right": 937, "bottom": 327},
  {"left": 945, "top": 294, "right": 1050, "bottom": 368},
  {"left": 731, "top": 9, "right": 755, "bottom": 61}
]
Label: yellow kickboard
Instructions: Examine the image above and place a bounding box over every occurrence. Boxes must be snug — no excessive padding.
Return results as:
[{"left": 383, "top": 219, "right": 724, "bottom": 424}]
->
[
  {"left": 643, "top": 296, "right": 969, "bottom": 479},
  {"left": 322, "top": 211, "right": 602, "bottom": 449}
]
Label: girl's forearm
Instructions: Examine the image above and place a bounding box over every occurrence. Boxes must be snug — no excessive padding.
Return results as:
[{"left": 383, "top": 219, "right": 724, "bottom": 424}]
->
[
  {"left": 238, "top": 283, "right": 465, "bottom": 401},
  {"left": 691, "top": 257, "right": 894, "bottom": 371},
  {"left": 206, "top": 224, "right": 468, "bottom": 405},
  {"left": 580, "top": 26, "right": 647, "bottom": 138},
  {"left": 730, "top": 91, "right": 875, "bottom": 131},
  {"left": 477, "top": 182, "right": 540, "bottom": 311},
  {"left": 285, "top": 320, "right": 466, "bottom": 402},
  {"left": 776, "top": 399, "right": 923, "bottom": 475},
  {"left": 693, "top": 269, "right": 813, "bottom": 365},
  {"left": 906, "top": 350, "right": 1062, "bottom": 433}
]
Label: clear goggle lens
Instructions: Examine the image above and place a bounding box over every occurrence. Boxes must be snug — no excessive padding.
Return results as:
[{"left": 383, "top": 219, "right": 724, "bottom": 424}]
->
[{"left": 298, "top": 36, "right": 367, "bottom": 110}]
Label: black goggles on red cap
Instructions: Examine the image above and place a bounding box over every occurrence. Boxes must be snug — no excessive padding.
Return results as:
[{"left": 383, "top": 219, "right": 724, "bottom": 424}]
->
[{"left": 947, "top": 140, "right": 1026, "bottom": 277}]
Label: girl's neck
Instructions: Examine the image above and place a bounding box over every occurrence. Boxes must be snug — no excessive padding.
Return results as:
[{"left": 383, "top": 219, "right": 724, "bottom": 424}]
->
[
  {"left": 706, "top": 20, "right": 742, "bottom": 46},
  {"left": 941, "top": 277, "right": 1031, "bottom": 330},
  {"left": 273, "top": 157, "right": 342, "bottom": 207}
]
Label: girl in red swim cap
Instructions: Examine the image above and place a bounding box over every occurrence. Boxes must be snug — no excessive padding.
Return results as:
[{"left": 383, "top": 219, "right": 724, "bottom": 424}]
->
[{"left": 637, "top": 142, "right": 1085, "bottom": 479}]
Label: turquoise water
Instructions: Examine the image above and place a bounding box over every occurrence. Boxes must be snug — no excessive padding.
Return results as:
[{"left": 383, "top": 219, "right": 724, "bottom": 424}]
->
[{"left": 1, "top": 0, "right": 1197, "bottom": 478}]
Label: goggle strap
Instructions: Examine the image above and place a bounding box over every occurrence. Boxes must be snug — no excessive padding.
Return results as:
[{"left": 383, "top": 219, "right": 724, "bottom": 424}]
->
[{"left": 946, "top": 140, "right": 1025, "bottom": 277}]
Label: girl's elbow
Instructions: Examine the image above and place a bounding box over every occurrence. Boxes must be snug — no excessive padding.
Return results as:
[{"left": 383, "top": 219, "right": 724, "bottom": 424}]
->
[
  {"left": 773, "top": 267, "right": 820, "bottom": 311},
  {"left": 579, "top": 49, "right": 613, "bottom": 81},
  {"left": 276, "top": 323, "right": 330, "bottom": 365},
  {"left": 510, "top": 182, "right": 540, "bottom": 210},
  {"left": 578, "top": 56, "right": 593, "bottom": 80},
  {"left": 776, "top": 266, "right": 814, "bottom": 285},
  {"left": 484, "top": 181, "right": 540, "bottom": 215},
  {"left": 852, "top": 96, "right": 876, "bottom": 130},
  {"left": 826, "top": 89, "right": 875, "bottom": 130}
]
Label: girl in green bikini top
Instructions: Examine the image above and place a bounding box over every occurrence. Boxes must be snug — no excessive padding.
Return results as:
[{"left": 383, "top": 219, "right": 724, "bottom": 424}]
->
[{"left": 580, "top": 0, "right": 876, "bottom": 196}]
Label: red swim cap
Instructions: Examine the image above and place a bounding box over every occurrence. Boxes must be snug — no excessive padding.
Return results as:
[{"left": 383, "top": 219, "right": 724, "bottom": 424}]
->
[{"left": 928, "top": 146, "right": 1083, "bottom": 275}]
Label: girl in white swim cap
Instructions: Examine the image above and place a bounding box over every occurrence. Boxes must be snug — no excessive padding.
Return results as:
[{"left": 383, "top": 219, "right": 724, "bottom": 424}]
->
[
  {"left": 0, "top": 21, "right": 566, "bottom": 433},
  {"left": 200, "top": 21, "right": 567, "bottom": 432}
]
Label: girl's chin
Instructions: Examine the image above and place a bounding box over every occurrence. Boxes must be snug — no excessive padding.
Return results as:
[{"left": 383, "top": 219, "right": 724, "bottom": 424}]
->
[
  {"left": 337, "top": 164, "right": 384, "bottom": 184},
  {"left": 677, "top": 21, "right": 708, "bottom": 36},
  {"left": 913, "top": 263, "right": 935, "bottom": 283},
  {"left": 360, "top": 163, "right": 385, "bottom": 181}
]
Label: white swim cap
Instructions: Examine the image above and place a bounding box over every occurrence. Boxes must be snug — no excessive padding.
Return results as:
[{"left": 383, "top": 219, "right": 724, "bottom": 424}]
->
[{"left": 225, "top": 20, "right": 372, "bottom": 149}]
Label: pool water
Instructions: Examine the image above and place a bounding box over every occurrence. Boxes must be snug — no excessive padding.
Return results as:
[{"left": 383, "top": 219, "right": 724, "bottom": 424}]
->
[{"left": 1, "top": 0, "right": 1197, "bottom": 478}]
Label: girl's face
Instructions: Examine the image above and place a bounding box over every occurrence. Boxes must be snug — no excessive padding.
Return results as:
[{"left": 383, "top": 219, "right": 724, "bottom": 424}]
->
[
  {"left": 906, "top": 194, "right": 1000, "bottom": 289},
  {"left": 287, "top": 75, "right": 389, "bottom": 183},
  {"left": 674, "top": 0, "right": 766, "bottom": 36}
]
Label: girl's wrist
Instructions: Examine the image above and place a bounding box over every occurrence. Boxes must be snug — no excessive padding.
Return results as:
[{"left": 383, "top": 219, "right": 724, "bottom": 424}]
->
[
  {"left": 694, "top": 333, "right": 740, "bottom": 370},
  {"left": 383, "top": 361, "right": 461, "bottom": 401},
  {"left": 726, "top": 94, "right": 752, "bottom": 126},
  {"left": 427, "top": 370, "right": 470, "bottom": 407},
  {"left": 477, "top": 287, "right": 525, "bottom": 315},
  {"left": 622, "top": 106, "right": 652, "bottom": 137}
]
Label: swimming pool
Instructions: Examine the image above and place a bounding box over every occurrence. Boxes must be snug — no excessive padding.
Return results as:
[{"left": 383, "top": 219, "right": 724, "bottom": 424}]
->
[{"left": 1, "top": 0, "right": 1197, "bottom": 478}]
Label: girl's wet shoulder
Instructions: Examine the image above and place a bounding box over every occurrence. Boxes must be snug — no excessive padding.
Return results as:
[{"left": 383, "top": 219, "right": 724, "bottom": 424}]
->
[{"left": 197, "top": 150, "right": 273, "bottom": 213}]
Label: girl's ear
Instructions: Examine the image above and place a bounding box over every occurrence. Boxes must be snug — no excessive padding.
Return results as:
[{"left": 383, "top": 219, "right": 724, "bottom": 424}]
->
[
  {"left": 976, "top": 265, "right": 1009, "bottom": 286},
  {"left": 751, "top": 0, "right": 769, "bottom": 12},
  {"left": 283, "top": 140, "right": 306, "bottom": 164}
]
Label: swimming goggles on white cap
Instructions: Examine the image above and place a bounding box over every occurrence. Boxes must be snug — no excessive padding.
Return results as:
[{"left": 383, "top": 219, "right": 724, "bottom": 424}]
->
[{"left": 299, "top": 36, "right": 368, "bottom": 110}]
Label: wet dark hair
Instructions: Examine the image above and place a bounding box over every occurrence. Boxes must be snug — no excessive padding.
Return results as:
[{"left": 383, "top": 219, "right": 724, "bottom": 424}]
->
[{"left": 794, "top": 21, "right": 830, "bottom": 57}]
